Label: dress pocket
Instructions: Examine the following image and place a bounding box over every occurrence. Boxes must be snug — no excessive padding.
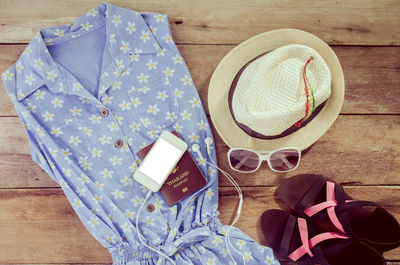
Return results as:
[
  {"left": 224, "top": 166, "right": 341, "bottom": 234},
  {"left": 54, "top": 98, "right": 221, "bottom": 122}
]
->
[
  {"left": 49, "top": 114, "right": 92, "bottom": 155},
  {"left": 128, "top": 73, "right": 180, "bottom": 131}
]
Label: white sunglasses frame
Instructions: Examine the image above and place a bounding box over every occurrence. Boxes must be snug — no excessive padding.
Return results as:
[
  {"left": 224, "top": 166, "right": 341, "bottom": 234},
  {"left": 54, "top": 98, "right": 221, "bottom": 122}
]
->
[{"left": 227, "top": 147, "right": 301, "bottom": 173}]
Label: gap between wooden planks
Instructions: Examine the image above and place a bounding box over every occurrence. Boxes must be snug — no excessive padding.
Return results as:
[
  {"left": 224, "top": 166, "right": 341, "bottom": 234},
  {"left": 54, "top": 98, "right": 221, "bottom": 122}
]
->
[
  {"left": 0, "top": 114, "right": 399, "bottom": 188},
  {"left": 0, "top": 1, "right": 399, "bottom": 263},
  {"left": 1, "top": 45, "right": 400, "bottom": 116},
  {"left": 0, "top": 1, "right": 399, "bottom": 264},
  {"left": 0, "top": 186, "right": 398, "bottom": 263},
  {"left": 0, "top": 0, "right": 399, "bottom": 45}
]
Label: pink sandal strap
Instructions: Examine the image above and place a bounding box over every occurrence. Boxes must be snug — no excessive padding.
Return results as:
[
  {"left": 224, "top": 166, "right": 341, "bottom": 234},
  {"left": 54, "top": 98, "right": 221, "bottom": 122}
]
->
[
  {"left": 304, "top": 181, "right": 348, "bottom": 233},
  {"left": 288, "top": 217, "right": 350, "bottom": 262},
  {"left": 298, "top": 218, "right": 313, "bottom": 258}
]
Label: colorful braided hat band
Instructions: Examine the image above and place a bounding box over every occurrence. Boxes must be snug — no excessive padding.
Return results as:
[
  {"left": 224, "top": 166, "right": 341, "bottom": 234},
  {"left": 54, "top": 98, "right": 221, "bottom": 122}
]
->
[{"left": 295, "top": 56, "right": 316, "bottom": 128}]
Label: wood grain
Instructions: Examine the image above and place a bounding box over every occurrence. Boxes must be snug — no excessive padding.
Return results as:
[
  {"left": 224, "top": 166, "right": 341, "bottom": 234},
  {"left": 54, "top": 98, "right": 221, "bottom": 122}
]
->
[
  {"left": 214, "top": 114, "right": 400, "bottom": 186},
  {"left": 0, "top": 189, "right": 110, "bottom": 264},
  {"left": 0, "top": 0, "right": 399, "bottom": 45},
  {"left": 0, "top": 187, "right": 398, "bottom": 263},
  {"left": 1, "top": 0, "right": 400, "bottom": 263},
  {"left": 1, "top": 45, "right": 400, "bottom": 116},
  {"left": 0, "top": 115, "right": 399, "bottom": 188}
]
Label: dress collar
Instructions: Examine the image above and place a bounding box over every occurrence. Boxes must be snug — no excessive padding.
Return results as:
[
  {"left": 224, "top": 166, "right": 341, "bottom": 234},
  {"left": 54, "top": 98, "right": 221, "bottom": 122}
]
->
[{"left": 14, "top": 2, "right": 161, "bottom": 102}]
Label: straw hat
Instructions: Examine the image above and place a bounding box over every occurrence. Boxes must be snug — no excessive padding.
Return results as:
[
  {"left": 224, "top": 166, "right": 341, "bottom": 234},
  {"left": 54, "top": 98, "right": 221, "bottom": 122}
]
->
[{"left": 208, "top": 29, "right": 344, "bottom": 151}]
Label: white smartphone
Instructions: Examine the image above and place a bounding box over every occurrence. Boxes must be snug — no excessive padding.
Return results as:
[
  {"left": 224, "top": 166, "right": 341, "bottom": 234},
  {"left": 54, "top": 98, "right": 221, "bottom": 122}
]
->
[{"left": 133, "top": 131, "right": 188, "bottom": 192}]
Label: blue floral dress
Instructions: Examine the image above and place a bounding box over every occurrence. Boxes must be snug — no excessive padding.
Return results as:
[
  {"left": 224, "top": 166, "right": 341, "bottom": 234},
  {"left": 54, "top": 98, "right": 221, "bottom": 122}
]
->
[{"left": 1, "top": 2, "right": 279, "bottom": 265}]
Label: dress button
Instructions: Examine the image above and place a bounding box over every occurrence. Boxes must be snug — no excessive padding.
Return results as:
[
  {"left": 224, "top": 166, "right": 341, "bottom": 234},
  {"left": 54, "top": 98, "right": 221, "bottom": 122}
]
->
[
  {"left": 100, "top": 108, "right": 109, "bottom": 117},
  {"left": 146, "top": 204, "right": 155, "bottom": 212},
  {"left": 114, "top": 139, "right": 124, "bottom": 148}
]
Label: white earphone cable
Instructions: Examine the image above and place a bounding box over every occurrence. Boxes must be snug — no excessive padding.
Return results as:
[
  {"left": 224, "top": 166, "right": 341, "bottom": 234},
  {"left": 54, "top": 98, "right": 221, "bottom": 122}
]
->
[
  {"left": 135, "top": 137, "right": 245, "bottom": 265},
  {"left": 199, "top": 139, "right": 246, "bottom": 265},
  {"left": 205, "top": 156, "right": 246, "bottom": 265},
  {"left": 136, "top": 190, "right": 176, "bottom": 265}
]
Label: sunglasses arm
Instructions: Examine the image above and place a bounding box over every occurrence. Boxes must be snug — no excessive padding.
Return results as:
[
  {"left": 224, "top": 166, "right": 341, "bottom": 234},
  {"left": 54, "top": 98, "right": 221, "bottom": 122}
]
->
[
  {"left": 278, "top": 152, "right": 294, "bottom": 169},
  {"left": 234, "top": 153, "right": 254, "bottom": 170}
]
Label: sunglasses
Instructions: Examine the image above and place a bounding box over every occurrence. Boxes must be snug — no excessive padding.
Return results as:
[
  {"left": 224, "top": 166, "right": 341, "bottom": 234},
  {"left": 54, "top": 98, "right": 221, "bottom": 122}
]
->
[{"left": 227, "top": 147, "right": 301, "bottom": 173}]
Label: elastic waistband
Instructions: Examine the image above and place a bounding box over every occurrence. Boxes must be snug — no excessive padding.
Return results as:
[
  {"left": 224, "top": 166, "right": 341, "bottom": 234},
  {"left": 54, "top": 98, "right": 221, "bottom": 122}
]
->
[{"left": 110, "top": 215, "right": 222, "bottom": 264}]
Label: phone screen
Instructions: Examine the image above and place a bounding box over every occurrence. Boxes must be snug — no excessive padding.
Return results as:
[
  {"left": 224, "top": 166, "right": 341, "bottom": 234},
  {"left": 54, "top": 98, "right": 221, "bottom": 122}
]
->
[{"left": 139, "top": 138, "right": 184, "bottom": 184}]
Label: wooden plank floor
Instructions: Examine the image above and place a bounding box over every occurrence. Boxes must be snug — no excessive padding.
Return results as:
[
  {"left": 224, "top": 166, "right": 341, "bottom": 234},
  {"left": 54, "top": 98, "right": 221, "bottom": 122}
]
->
[{"left": 0, "top": 0, "right": 399, "bottom": 264}]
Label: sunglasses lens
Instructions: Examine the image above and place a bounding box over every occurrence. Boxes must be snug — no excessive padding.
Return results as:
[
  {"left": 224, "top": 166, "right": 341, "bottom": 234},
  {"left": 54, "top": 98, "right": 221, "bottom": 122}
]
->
[
  {"left": 229, "top": 149, "right": 260, "bottom": 172},
  {"left": 269, "top": 149, "right": 300, "bottom": 172}
]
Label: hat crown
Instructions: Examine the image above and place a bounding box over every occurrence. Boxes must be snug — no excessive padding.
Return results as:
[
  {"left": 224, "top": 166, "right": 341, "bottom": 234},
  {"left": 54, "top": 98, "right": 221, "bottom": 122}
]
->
[{"left": 232, "top": 44, "right": 331, "bottom": 136}]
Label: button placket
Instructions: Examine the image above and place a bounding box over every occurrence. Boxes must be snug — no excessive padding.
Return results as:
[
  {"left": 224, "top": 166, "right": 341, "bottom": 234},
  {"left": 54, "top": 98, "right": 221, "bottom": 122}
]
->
[
  {"left": 114, "top": 139, "right": 124, "bottom": 148},
  {"left": 146, "top": 204, "right": 155, "bottom": 212},
  {"left": 100, "top": 108, "right": 109, "bottom": 117},
  {"left": 98, "top": 64, "right": 147, "bottom": 192},
  {"left": 97, "top": 101, "right": 125, "bottom": 149},
  {"left": 99, "top": 95, "right": 142, "bottom": 179}
]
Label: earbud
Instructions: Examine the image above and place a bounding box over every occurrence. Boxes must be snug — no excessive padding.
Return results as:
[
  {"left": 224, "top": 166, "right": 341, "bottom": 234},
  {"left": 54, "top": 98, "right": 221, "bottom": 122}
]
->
[
  {"left": 205, "top": 137, "right": 213, "bottom": 155},
  {"left": 192, "top": 138, "right": 213, "bottom": 159},
  {"left": 191, "top": 144, "right": 205, "bottom": 161},
  {"left": 192, "top": 137, "right": 245, "bottom": 265},
  {"left": 191, "top": 144, "right": 200, "bottom": 152}
]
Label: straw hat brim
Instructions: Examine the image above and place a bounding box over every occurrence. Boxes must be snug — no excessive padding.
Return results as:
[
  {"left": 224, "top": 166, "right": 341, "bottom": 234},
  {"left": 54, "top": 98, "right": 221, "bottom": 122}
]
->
[{"left": 208, "top": 28, "right": 345, "bottom": 151}]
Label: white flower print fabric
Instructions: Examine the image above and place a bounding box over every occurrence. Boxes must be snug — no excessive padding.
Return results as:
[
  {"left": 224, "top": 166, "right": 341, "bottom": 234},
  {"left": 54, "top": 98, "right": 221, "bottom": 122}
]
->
[{"left": 1, "top": 2, "right": 279, "bottom": 265}]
